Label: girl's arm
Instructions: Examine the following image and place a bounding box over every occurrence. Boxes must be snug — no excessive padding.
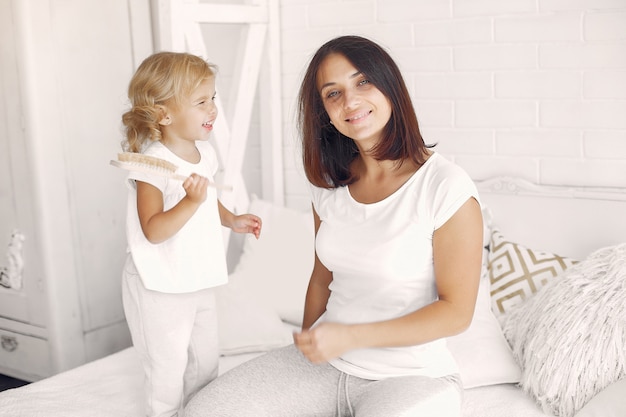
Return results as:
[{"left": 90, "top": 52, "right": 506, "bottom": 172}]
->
[
  {"left": 137, "top": 174, "right": 208, "bottom": 244},
  {"left": 301, "top": 207, "right": 333, "bottom": 330},
  {"left": 218, "top": 201, "right": 262, "bottom": 239},
  {"left": 294, "top": 197, "right": 483, "bottom": 364}
]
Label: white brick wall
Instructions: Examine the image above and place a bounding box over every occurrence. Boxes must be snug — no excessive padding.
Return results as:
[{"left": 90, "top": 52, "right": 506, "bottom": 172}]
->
[{"left": 278, "top": 0, "right": 626, "bottom": 208}]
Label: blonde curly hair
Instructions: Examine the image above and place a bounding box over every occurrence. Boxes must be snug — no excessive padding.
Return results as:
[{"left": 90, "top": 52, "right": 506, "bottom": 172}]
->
[{"left": 121, "top": 51, "right": 217, "bottom": 153}]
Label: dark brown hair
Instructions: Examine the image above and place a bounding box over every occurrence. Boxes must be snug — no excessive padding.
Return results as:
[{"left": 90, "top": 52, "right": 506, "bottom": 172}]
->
[{"left": 298, "top": 35, "right": 432, "bottom": 188}]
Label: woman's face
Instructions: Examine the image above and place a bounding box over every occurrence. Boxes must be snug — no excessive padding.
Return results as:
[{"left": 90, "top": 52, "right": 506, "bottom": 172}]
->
[{"left": 317, "top": 53, "right": 392, "bottom": 151}]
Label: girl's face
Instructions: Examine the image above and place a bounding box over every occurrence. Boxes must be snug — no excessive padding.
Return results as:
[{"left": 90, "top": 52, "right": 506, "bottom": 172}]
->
[
  {"left": 161, "top": 77, "right": 217, "bottom": 147},
  {"left": 317, "top": 53, "right": 392, "bottom": 151}
]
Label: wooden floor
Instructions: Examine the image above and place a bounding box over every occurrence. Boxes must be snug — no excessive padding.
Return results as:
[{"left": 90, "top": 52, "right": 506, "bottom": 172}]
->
[{"left": 0, "top": 373, "right": 29, "bottom": 392}]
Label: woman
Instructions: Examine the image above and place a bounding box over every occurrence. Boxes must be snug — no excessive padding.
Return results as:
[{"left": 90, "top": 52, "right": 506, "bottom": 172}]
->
[{"left": 185, "top": 35, "right": 483, "bottom": 417}]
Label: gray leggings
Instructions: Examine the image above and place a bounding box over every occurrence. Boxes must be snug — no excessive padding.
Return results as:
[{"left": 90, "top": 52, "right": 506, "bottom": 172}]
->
[{"left": 185, "top": 345, "right": 462, "bottom": 417}]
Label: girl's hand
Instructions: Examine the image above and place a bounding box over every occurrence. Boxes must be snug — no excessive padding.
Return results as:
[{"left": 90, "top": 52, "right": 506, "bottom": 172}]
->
[
  {"left": 182, "top": 174, "right": 208, "bottom": 204},
  {"left": 231, "top": 214, "right": 262, "bottom": 239},
  {"left": 293, "top": 322, "right": 354, "bottom": 364}
]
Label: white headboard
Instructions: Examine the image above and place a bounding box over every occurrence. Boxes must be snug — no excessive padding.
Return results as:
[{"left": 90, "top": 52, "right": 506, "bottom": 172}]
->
[{"left": 476, "top": 177, "right": 626, "bottom": 260}]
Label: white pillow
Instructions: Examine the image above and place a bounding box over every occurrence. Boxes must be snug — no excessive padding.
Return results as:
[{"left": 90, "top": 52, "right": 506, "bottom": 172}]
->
[
  {"left": 447, "top": 269, "right": 522, "bottom": 389},
  {"left": 230, "top": 197, "right": 314, "bottom": 325},
  {"left": 216, "top": 276, "right": 293, "bottom": 355}
]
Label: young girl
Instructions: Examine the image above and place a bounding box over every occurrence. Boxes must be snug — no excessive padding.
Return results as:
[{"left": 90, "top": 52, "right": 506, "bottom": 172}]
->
[
  {"left": 185, "top": 36, "right": 482, "bottom": 417},
  {"left": 120, "top": 51, "right": 262, "bottom": 417}
]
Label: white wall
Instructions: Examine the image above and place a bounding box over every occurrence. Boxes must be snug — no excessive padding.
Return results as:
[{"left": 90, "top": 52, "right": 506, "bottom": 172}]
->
[{"left": 278, "top": 0, "right": 626, "bottom": 209}]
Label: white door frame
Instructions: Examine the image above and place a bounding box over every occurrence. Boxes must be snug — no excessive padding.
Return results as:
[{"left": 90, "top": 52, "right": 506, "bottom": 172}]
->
[{"left": 150, "top": 0, "right": 284, "bottom": 245}]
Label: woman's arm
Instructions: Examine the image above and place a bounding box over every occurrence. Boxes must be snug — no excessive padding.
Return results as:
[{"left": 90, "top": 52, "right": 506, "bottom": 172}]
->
[
  {"left": 301, "top": 206, "right": 333, "bottom": 330},
  {"left": 295, "top": 197, "right": 483, "bottom": 364}
]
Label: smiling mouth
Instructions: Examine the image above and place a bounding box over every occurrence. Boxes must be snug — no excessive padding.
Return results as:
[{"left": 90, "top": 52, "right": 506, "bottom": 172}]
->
[
  {"left": 202, "top": 121, "right": 213, "bottom": 128},
  {"left": 345, "top": 111, "right": 371, "bottom": 122}
]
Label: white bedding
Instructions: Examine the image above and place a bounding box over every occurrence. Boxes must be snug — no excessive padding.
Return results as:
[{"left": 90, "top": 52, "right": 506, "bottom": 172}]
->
[
  {"left": 0, "top": 348, "right": 263, "bottom": 417},
  {"left": 0, "top": 348, "right": 144, "bottom": 417},
  {"left": 462, "top": 384, "right": 545, "bottom": 417},
  {"left": 0, "top": 346, "right": 545, "bottom": 417},
  {"left": 1, "top": 176, "right": 625, "bottom": 417}
]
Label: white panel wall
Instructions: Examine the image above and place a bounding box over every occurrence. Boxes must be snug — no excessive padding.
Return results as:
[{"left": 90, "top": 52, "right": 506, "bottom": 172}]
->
[
  {"left": 0, "top": 0, "right": 152, "bottom": 375},
  {"left": 278, "top": 0, "right": 626, "bottom": 210}
]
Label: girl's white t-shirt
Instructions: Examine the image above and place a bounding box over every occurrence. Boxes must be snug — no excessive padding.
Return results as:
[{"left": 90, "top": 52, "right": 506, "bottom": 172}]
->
[
  {"left": 125, "top": 140, "right": 228, "bottom": 293},
  {"left": 310, "top": 152, "right": 480, "bottom": 380}
]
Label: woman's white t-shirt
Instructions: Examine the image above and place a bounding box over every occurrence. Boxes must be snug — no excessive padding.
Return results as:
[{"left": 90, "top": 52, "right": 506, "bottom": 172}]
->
[
  {"left": 310, "top": 152, "right": 480, "bottom": 380},
  {"left": 125, "top": 140, "right": 228, "bottom": 294}
]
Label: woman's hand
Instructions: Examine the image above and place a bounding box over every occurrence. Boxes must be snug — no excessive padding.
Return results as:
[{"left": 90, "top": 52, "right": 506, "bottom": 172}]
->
[{"left": 293, "top": 322, "right": 354, "bottom": 364}]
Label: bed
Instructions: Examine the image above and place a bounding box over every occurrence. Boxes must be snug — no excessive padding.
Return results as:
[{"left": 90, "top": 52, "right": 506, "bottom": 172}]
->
[{"left": 1, "top": 175, "right": 625, "bottom": 417}]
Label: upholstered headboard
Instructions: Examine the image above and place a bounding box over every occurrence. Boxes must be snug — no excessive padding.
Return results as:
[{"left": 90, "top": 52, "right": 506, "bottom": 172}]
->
[{"left": 476, "top": 177, "right": 626, "bottom": 260}]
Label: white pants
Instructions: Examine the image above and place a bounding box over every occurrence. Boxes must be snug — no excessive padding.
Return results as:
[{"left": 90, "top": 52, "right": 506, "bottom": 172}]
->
[{"left": 122, "top": 254, "right": 220, "bottom": 417}]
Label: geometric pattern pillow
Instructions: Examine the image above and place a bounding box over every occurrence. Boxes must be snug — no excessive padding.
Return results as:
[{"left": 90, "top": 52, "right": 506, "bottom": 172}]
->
[{"left": 488, "top": 229, "right": 577, "bottom": 317}]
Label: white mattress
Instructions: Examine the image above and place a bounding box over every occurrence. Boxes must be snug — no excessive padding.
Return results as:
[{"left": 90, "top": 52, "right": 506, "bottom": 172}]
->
[
  {"left": 0, "top": 346, "right": 545, "bottom": 417},
  {"left": 462, "top": 384, "right": 545, "bottom": 417}
]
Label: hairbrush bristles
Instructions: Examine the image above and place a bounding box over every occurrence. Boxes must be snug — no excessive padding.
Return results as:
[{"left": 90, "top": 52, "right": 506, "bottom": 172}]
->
[
  {"left": 110, "top": 152, "right": 232, "bottom": 191},
  {"left": 118, "top": 152, "right": 179, "bottom": 173},
  {"left": 111, "top": 152, "right": 187, "bottom": 180}
]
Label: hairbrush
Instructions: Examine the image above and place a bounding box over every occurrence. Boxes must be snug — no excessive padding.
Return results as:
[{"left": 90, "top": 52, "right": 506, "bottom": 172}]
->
[{"left": 110, "top": 152, "right": 232, "bottom": 191}]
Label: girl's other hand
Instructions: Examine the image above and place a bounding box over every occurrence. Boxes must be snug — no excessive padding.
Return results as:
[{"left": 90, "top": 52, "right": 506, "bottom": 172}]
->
[{"left": 231, "top": 214, "right": 262, "bottom": 239}]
